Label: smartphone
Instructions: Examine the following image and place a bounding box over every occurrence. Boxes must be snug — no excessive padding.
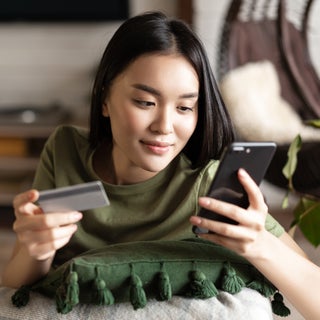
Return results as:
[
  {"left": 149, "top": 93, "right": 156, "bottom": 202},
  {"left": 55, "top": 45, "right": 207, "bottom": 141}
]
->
[
  {"left": 38, "top": 181, "right": 109, "bottom": 213},
  {"left": 193, "top": 142, "right": 276, "bottom": 234}
]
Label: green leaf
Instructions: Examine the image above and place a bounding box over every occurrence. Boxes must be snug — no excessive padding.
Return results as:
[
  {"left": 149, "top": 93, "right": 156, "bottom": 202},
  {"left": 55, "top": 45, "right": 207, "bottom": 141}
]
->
[
  {"left": 293, "top": 197, "right": 320, "bottom": 247},
  {"left": 281, "top": 188, "right": 290, "bottom": 210},
  {"left": 281, "top": 194, "right": 289, "bottom": 209},
  {"left": 282, "top": 135, "right": 302, "bottom": 181},
  {"left": 305, "top": 119, "right": 320, "bottom": 128}
]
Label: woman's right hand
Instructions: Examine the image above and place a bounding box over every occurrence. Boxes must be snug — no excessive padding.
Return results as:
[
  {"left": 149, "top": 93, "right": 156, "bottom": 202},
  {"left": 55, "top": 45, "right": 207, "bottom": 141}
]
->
[{"left": 12, "top": 189, "right": 83, "bottom": 261}]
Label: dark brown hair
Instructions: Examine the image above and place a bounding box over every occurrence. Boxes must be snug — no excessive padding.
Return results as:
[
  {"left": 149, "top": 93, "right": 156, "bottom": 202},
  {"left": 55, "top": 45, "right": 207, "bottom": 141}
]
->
[{"left": 89, "top": 11, "right": 234, "bottom": 167}]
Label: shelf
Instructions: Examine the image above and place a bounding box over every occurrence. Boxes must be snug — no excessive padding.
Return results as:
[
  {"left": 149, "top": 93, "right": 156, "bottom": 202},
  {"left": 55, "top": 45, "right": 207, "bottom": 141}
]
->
[
  {"left": 0, "top": 157, "right": 39, "bottom": 171},
  {"left": 0, "top": 125, "right": 49, "bottom": 206},
  {"left": 0, "top": 193, "right": 16, "bottom": 206},
  {"left": 0, "top": 125, "right": 56, "bottom": 138},
  {"left": 0, "top": 177, "right": 33, "bottom": 206},
  {"left": 0, "top": 121, "right": 87, "bottom": 207}
]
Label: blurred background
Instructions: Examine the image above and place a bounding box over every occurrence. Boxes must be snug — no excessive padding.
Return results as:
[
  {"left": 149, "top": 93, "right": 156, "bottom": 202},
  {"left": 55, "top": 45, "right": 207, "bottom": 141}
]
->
[
  {"left": 0, "top": 0, "right": 319, "bottom": 211},
  {"left": 0, "top": 0, "right": 182, "bottom": 210},
  {"left": 0, "top": 1, "right": 319, "bottom": 318}
]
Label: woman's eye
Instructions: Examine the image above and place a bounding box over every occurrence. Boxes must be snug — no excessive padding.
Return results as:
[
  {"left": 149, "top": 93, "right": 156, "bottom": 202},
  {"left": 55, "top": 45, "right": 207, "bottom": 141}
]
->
[
  {"left": 133, "top": 99, "right": 155, "bottom": 107},
  {"left": 178, "top": 106, "right": 194, "bottom": 112}
]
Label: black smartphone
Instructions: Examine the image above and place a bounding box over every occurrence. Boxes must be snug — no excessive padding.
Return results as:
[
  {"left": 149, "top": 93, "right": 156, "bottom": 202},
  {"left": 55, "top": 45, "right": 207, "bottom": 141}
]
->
[{"left": 193, "top": 142, "right": 276, "bottom": 234}]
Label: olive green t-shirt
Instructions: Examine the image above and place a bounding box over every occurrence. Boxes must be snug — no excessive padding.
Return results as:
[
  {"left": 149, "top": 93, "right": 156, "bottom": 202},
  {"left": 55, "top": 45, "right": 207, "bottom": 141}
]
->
[{"left": 33, "top": 125, "right": 284, "bottom": 265}]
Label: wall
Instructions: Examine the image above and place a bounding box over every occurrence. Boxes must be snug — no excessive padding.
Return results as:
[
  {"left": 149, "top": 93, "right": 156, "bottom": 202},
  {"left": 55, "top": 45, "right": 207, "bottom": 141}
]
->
[
  {"left": 0, "top": 22, "right": 121, "bottom": 120},
  {"left": 0, "top": 0, "right": 178, "bottom": 121},
  {"left": 0, "top": 0, "right": 319, "bottom": 122},
  {"left": 130, "top": 0, "right": 177, "bottom": 16},
  {"left": 0, "top": 0, "right": 179, "bottom": 205}
]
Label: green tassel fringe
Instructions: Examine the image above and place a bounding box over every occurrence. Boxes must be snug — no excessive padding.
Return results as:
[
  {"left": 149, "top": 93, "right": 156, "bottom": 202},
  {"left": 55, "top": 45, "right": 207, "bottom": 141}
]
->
[
  {"left": 65, "top": 271, "right": 80, "bottom": 306},
  {"left": 247, "top": 278, "right": 276, "bottom": 297},
  {"left": 130, "top": 271, "right": 147, "bottom": 310},
  {"left": 11, "top": 285, "right": 30, "bottom": 308},
  {"left": 271, "top": 292, "right": 291, "bottom": 317},
  {"left": 157, "top": 269, "right": 172, "bottom": 301},
  {"left": 188, "top": 270, "right": 218, "bottom": 299},
  {"left": 55, "top": 270, "right": 79, "bottom": 314},
  {"left": 55, "top": 284, "right": 73, "bottom": 314},
  {"left": 92, "top": 278, "right": 115, "bottom": 306},
  {"left": 10, "top": 258, "right": 290, "bottom": 318},
  {"left": 221, "top": 262, "right": 245, "bottom": 294}
]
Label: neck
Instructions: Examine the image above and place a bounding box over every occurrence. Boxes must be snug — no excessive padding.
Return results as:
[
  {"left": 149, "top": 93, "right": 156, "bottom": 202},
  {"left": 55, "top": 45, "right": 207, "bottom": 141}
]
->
[{"left": 93, "top": 142, "right": 157, "bottom": 185}]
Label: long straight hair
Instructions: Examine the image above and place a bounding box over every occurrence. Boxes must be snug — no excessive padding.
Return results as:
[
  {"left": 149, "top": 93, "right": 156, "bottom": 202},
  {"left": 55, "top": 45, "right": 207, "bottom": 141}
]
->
[{"left": 89, "top": 11, "right": 234, "bottom": 167}]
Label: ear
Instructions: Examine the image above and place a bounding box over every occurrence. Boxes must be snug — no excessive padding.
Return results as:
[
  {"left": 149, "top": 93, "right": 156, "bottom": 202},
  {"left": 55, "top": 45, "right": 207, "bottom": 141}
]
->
[{"left": 102, "top": 102, "right": 109, "bottom": 117}]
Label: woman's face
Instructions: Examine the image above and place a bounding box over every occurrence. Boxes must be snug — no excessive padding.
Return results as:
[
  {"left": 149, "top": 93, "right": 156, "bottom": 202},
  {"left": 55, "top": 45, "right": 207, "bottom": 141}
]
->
[{"left": 103, "top": 53, "right": 199, "bottom": 184}]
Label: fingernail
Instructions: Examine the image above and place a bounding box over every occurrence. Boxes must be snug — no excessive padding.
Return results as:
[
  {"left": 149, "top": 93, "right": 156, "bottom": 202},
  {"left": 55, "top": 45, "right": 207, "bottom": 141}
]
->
[
  {"left": 72, "top": 212, "right": 83, "bottom": 220},
  {"left": 28, "top": 190, "right": 36, "bottom": 200},
  {"left": 190, "top": 216, "right": 202, "bottom": 224},
  {"left": 199, "top": 197, "right": 210, "bottom": 206}
]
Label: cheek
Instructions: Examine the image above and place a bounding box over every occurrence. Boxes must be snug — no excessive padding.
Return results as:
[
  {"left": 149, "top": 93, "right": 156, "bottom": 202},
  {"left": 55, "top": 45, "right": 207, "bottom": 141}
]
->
[
  {"left": 126, "top": 111, "right": 144, "bottom": 129},
  {"left": 178, "top": 115, "right": 198, "bottom": 141},
  {"left": 114, "top": 110, "right": 146, "bottom": 135}
]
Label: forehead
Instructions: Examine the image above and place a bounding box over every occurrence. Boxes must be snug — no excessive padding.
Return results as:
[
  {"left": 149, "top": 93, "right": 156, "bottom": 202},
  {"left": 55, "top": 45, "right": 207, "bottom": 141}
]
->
[{"left": 116, "top": 53, "right": 199, "bottom": 93}]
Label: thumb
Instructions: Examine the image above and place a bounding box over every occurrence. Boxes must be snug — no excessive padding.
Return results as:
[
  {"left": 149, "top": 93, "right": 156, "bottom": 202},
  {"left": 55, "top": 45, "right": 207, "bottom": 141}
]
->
[{"left": 13, "top": 189, "right": 42, "bottom": 216}]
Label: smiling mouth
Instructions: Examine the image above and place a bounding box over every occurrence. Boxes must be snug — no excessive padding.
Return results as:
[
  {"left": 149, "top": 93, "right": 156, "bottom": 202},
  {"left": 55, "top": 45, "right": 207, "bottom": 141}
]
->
[{"left": 141, "top": 141, "right": 172, "bottom": 155}]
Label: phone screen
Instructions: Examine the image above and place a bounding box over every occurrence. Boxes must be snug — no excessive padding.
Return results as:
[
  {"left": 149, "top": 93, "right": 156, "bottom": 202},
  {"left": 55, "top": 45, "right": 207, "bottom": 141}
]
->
[{"left": 193, "top": 142, "right": 276, "bottom": 233}]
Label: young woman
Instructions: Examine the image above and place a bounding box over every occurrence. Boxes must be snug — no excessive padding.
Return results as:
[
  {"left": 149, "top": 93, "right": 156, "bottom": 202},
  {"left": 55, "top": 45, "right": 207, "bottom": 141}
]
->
[{"left": 2, "top": 11, "right": 320, "bottom": 319}]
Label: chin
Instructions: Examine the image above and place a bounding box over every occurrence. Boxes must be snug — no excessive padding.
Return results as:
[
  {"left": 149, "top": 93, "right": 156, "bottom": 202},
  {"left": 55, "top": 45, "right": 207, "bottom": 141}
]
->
[
  {"left": 143, "top": 164, "right": 168, "bottom": 173},
  {"left": 137, "top": 150, "right": 180, "bottom": 173},
  {"left": 141, "top": 159, "right": 173, "bottom": 173}
]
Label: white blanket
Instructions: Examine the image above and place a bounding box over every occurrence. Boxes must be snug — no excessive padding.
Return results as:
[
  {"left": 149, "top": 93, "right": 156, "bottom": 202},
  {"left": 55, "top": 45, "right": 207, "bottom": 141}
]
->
[{"left": 0, "top": 287, "right": 273, "bottom": 320}]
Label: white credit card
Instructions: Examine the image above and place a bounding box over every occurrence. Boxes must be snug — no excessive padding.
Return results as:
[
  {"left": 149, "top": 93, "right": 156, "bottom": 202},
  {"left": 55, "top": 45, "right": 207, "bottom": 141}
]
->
[{"left": 38, "top": 181, "right": 109, "bottom": 213}]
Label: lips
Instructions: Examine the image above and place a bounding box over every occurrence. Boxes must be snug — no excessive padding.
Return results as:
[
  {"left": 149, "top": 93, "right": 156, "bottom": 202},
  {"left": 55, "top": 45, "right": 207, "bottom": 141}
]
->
[
  {"left": 142, "top": 140, "right": 172, "bottom": 147},
  {"left": 141, "top": 140, "right": 173, "bottom": 155}
]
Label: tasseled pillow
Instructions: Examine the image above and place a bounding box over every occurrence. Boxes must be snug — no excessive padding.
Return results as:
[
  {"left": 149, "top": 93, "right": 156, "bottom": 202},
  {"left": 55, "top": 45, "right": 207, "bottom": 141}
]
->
[{"left": 11, "top": 238, "right": 290, "bottom": 317}]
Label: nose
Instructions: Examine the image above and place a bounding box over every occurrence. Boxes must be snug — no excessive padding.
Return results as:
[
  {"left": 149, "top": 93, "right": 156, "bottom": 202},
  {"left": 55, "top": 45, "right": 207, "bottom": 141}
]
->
[{"left": 150, "top": 106, "right": 174, "bottom": 134}]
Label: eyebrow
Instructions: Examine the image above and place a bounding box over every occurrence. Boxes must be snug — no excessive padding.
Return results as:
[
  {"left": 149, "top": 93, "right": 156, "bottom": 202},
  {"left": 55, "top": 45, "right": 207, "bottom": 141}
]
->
[{"left": 132, "top": 83, "right": 198, "bottom": 99}]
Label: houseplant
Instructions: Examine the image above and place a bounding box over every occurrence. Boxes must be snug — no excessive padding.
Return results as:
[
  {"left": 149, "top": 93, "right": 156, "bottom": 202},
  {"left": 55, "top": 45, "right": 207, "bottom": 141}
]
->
[{"left": 282, "top": 120, "right": 320, "bottom": 247}]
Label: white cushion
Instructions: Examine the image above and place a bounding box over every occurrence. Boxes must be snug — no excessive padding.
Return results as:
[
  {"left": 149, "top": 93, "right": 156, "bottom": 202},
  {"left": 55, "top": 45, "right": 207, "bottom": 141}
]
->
[
  {"left": 220, "top": 61, "right": 320, "bottom": 144},
  {"left": 0, "top": 287, "right": 273, "bottom": 320}
]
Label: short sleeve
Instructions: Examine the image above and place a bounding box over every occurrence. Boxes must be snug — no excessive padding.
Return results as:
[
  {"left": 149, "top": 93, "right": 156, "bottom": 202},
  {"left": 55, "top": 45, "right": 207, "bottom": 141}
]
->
[{"left": 265, "top": 213, "right": 285, "bottom": 237}]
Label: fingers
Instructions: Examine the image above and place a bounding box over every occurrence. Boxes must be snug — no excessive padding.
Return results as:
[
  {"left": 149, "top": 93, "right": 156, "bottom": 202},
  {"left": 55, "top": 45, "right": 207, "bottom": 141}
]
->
[
  {"left": 13, "top": 212, "right": 82, "bottom": 261},
  {"left": 19, "top": 224, "right": 79, "bottom": 260},
  {"left": 17, "top": 223, "right": 78, "bottom": 244},
  {"left": 190, "top": 169, "right": 270, "bottom": 257},
  {"left": 190, "top": 200, "right": 243, "bottom": 236},
  {"left": 13, "top": 211, "right": 83, "bottom": 233},
  {"left": 190, "top": 169, "right": 267, "bottom": 234},
  {"left": 193, "top": 169, "right": 268, "bottom": 229},
  {"left": 12, "top": 189, "right": 83, "bottom": 261},
  {"left": 192, "top": 190, "right": 266, "bottom": 231},
  {"left": 13, "top": 189, "right": 39, "bottom": 208},
  {"left": 237, "top": 168, "right": 268, "bottom": 213},
  {"left": 190, "top": 198, "right": 266, "bottom": 257},
  {"left": 196, "top": 197, "right": 252, "bottom": 226},
  {"left": 190, "top": 211, "right": 263, "bottom": 239},
  {"left": 13, "top": 189, "right": 42, "bottom": 217},
  {"left": 34, "top": 237, "right": 71, "bottom": 261}
]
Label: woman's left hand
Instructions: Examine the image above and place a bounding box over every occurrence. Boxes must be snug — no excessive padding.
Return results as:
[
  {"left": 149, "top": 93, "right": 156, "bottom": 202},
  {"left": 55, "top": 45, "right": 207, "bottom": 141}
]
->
[{"left": 190, "top": 168, "right": 270, "bottom": 258}]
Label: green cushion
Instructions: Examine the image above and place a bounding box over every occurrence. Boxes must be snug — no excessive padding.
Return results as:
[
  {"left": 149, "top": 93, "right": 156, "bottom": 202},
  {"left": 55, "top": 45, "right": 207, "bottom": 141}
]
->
[{"left": 11, "top": 238, "right": 290, "bottom": 317}]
